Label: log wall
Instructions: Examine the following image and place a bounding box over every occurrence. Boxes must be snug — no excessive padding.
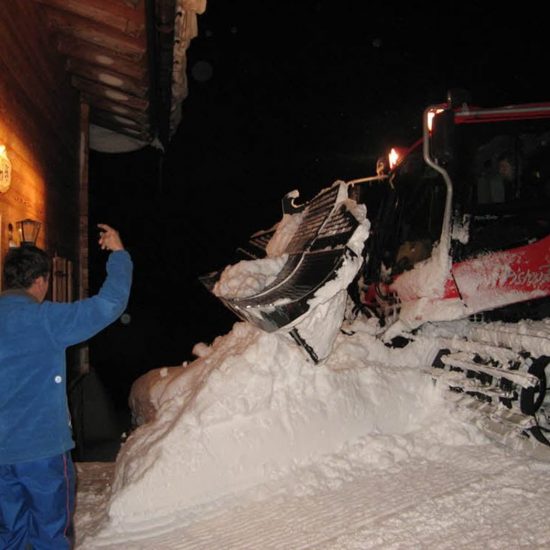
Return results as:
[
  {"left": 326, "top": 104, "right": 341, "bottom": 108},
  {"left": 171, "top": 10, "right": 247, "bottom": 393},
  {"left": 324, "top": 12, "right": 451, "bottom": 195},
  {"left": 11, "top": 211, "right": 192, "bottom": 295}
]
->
[{"left": 0, "top": 1, "right": 81, "bottom": 289}]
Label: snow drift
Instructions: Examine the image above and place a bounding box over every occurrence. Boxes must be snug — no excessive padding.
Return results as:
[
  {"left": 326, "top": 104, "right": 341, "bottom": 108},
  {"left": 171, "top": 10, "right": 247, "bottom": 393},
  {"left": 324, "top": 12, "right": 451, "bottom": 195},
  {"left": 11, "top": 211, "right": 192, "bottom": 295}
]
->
[{"left": 103, "top": 316, "right": 483, "bottom": 530}]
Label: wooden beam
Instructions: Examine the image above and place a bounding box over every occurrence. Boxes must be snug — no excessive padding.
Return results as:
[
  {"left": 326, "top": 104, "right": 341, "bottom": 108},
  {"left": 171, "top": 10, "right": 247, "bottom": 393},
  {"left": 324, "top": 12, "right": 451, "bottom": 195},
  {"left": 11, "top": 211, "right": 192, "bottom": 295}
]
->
[
  {"left": 79, "top": 100, "right": 90, "bottom": 302},
  {"left": 34, "top": 0, "right": 146, "bottom": 37},
  {"left": 34, "top": 0, "right": 146, "bottom": 32},
  {"left": 73, "top": 76, "right": 149, "bottom": 111},
  {"left": 58, "top": 35, "right": 147, "bottom": 78},
  {"left": 42, "top": 7, "right": 147, "bottom": 59},
  {"left": 67, "top": 59, "right": 149, "bottom": 98},
  {"left": 80, "top": 95, "right": 149, "bottom": 122},
  {"left": 152, "top": 0, "right": 176, "bottom": 148},
  {"left": 89, "top": 116, "right": 151, "bottom": 141},
  {"left": 92, "top": 108, "right": 150, "bottom": 132}
]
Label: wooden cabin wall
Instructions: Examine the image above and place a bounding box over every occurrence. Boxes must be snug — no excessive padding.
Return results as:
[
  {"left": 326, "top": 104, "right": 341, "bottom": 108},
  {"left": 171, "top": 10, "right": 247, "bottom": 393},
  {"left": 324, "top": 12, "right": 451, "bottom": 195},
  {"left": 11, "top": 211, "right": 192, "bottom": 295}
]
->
[{"left": 0, "top": 1, "right": 81, "bottom": 290}]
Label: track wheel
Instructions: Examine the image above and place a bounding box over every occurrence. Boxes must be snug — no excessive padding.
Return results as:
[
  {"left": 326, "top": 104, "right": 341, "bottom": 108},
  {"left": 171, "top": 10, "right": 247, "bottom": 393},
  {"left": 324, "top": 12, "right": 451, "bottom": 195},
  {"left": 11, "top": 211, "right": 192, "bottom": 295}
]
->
[{"left": 520, "top": 356, "right": 549, "bottom": 415}]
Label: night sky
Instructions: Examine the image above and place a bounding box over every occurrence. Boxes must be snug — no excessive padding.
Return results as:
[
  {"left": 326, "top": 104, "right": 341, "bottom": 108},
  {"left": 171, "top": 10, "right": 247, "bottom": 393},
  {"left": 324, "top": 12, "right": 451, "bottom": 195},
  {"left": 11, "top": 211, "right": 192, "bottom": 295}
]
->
[{"left": 87, "top": 2, "right": 549, "bottom": 407}]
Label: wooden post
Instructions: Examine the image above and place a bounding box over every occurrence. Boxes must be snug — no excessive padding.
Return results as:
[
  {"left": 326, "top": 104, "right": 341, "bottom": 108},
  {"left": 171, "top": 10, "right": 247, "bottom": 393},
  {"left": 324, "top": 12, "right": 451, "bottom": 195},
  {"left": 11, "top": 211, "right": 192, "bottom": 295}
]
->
[{"left": 78, "top": 100, "right": 90, "bottom": 375}]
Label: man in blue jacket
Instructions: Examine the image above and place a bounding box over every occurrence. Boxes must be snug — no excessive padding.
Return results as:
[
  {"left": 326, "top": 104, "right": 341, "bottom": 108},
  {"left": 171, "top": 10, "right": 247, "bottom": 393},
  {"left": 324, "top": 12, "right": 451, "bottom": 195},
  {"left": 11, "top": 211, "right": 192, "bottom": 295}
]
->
[{"left": 0, "top": 224, "right": 132, "bottom": 549}]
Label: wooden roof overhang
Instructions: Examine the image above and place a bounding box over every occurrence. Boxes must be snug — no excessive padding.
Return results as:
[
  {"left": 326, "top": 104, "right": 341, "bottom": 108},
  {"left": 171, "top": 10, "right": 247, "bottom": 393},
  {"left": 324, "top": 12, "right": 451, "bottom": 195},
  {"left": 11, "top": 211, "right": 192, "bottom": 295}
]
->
[{"left": 33, "top": 0, "right": 206, "bottom": 152}]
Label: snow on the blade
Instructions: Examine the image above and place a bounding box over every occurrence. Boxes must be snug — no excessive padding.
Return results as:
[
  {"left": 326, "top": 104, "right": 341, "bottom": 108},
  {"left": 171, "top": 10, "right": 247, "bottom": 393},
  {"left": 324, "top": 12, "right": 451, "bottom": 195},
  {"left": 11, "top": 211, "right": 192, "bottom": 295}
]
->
[
  {"left": 212, "top": 182, "right": 370, "bottom": 361},
  {"left": 212, "top": 205, "right": 304, "bottom": 299},
  {"left": 212, "top": 254, "right": 288, "bottom": 298},
  {"left": 265, "top": 210, "right": 303, "bottom": 256}
]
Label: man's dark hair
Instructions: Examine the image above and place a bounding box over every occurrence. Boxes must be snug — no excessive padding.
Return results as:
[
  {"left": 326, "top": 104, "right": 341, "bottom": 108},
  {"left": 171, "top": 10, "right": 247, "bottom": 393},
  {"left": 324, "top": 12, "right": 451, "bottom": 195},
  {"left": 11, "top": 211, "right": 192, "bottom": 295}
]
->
[{"left": 3, "top": 246, "right": 51, "bottom": 290}]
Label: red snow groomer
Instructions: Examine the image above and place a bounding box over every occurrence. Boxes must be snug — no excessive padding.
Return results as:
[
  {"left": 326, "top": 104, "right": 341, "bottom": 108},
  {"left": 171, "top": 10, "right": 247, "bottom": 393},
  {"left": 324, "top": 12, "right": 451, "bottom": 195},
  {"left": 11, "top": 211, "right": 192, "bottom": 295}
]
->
[
  {"left": 203, "top": 91, "right": 550, "bottom": 458},
  {"left": 347, "top": 91, "right": 550, "bottom": 458}
]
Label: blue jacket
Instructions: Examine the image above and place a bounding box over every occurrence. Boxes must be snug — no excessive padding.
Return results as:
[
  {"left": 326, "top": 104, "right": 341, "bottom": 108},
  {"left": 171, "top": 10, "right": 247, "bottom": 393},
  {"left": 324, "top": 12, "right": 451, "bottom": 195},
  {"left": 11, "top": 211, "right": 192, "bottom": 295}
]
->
[{"left": 0, "top": 250, "right": 132, "bottom": 464}]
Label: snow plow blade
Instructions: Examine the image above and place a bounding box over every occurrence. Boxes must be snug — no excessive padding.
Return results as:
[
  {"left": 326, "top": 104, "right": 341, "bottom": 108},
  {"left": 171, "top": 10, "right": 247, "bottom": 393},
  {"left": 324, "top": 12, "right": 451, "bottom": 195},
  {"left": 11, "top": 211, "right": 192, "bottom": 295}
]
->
[{"left": 200, "top": 182, "right": 362, "bottom": 334}]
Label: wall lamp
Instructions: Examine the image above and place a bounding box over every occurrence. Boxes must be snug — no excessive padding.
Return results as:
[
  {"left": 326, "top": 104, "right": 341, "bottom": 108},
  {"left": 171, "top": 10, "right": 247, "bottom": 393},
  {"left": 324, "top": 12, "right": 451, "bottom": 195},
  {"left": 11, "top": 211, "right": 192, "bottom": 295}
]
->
[{"left": 16, "top": 218, "right": 41, "bottom": 246}]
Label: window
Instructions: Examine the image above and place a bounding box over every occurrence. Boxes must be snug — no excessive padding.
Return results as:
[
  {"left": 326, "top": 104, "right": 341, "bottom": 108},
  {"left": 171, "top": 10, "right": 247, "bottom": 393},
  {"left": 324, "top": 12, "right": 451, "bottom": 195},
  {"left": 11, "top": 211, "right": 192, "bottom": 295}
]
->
[
  {"left": 387, "top": 146, "right": 446, "bottom": 273},
  {"left": 455, "top": 119, "right": 550, "bottom": 253}
]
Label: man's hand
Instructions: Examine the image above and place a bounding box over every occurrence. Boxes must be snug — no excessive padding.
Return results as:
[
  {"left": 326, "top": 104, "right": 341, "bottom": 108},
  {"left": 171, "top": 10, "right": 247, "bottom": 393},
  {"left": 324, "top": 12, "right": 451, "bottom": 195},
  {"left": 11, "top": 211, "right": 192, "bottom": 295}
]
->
[{"left": 98, "top": 224, "right": 124, "bottom": 252}]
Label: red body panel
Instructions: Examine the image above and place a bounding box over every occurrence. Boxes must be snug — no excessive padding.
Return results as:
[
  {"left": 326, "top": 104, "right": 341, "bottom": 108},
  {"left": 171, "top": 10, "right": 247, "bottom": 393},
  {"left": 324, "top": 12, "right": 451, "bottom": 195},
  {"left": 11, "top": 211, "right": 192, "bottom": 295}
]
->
[
  {"left": 451, "top": 235, "right": 550, "bottom": 312},
  {"left": 369, "top": 236, "right": 550, "bottom": 320}
]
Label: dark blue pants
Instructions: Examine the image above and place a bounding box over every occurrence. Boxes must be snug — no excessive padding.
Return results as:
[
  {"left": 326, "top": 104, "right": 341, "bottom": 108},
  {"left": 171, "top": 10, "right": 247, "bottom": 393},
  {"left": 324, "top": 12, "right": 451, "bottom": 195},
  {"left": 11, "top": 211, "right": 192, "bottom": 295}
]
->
[{"left": 0, "top": 452, "right": 75, "bottom": 549}]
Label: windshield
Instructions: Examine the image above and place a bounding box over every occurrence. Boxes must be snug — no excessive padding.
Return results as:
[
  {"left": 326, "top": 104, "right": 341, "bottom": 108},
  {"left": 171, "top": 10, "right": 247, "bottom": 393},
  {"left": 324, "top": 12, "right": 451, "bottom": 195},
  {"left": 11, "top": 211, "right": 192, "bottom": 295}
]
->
[{"left": 452, "top": 117, "right": 550, "bottom": 254}]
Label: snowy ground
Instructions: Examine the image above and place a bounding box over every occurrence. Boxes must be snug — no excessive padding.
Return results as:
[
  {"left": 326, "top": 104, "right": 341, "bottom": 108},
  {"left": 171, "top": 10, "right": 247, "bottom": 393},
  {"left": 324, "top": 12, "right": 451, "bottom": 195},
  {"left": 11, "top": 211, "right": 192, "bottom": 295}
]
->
[
  {"left": 75, "top": 442, "right": 550, "bottom": 549},
  {"left": 73, "top": 318, "right": 550, "bottom": 549},
  {"left": 74, "top": 415, "right": 550, "bottom": 549}
]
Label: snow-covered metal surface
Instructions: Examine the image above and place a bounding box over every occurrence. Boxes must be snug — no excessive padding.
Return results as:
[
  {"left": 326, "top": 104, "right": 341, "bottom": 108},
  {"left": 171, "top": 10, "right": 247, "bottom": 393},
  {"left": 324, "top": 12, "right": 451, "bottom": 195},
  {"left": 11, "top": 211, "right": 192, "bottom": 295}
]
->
[{"left": 206, "top": 181, "right": 370, "bottom": 361}]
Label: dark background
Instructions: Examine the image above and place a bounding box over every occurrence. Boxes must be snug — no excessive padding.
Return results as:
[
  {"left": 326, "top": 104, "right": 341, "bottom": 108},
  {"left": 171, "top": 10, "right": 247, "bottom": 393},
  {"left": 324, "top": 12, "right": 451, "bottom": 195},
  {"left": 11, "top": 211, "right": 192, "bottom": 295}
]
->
[{"left": 86, "top": 2, "right": 549, "bottom": 411}]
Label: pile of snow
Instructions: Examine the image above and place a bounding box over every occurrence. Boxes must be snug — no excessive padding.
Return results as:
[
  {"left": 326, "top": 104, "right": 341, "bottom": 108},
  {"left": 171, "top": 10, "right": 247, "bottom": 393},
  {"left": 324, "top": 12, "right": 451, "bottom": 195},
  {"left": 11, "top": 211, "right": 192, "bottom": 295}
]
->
[{"left": 101, "top": 315, "right": 486, "bottom": 535}]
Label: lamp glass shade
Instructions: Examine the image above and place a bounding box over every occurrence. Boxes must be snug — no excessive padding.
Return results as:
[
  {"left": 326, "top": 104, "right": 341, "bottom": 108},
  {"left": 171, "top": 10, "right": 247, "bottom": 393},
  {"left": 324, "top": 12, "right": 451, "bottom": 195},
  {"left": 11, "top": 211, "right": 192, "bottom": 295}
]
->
[{"left": 16, "top": 219, "right": 41, "bottom": 246}]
